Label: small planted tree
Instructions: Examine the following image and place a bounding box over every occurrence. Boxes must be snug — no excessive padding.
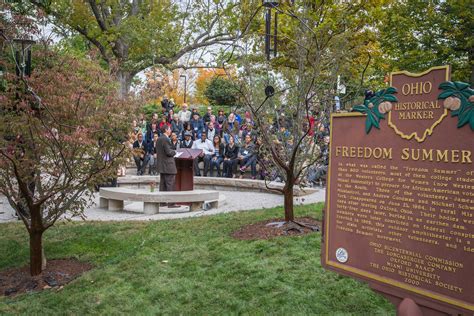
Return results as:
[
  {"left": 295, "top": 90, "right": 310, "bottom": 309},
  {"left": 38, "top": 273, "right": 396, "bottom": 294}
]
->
[
  {"left": 225, "top": 1, "right": 384, "bottom": 229},
  {"left": 0, "top": 37, "right": 133, "bottom": 275}
]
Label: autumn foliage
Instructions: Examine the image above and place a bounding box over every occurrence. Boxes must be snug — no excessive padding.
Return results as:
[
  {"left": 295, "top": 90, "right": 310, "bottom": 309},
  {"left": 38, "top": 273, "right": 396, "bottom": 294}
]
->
[{"left": 0, "top": 48, "right": 134, "bottom": 276}]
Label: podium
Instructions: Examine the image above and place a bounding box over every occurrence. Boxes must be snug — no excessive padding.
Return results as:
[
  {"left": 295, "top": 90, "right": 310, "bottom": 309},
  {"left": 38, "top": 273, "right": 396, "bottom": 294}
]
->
[{"left": 175, "top": 148, "right": 202, "bottom": 191}]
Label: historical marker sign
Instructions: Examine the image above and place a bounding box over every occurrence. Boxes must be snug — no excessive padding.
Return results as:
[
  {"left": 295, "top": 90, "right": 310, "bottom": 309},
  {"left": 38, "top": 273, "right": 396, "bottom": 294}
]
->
[{"left": 322, "top": 66, "right": 474, "bottom": 315}]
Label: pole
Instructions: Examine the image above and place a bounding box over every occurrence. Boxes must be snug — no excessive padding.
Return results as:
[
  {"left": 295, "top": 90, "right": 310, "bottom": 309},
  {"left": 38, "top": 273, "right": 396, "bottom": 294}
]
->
[
  {"left": 180, "top": 75, "right": 187, "bottom": 103},
  {"left": 183, "top": 76, "right": 187, "bottom": 103}
]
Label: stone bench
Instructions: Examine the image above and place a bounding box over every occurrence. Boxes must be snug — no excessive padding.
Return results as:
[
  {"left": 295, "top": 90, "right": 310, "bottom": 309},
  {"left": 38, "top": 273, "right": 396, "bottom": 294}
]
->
[
  {"left": 99, "top": 188, "right": 220, "bottom": 214},
  {"left": 116, "top": 175, "right": 318, "bottom": 196}
]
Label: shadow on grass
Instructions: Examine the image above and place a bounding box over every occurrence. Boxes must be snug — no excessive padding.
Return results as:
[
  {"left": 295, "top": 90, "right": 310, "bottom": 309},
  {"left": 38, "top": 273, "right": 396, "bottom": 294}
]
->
[{"left": 0, "top": 203, "right": 395, "bottom": 315}]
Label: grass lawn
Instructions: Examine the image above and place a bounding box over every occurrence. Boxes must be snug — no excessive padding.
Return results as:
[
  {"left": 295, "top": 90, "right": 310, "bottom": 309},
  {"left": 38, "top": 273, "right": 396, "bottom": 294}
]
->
[{"left": 0, "top": 203, "right": 395, "bottom": 315}]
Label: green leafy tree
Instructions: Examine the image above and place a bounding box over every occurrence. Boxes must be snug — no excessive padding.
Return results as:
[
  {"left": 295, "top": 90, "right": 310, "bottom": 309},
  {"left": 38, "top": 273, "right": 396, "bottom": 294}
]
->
[
  {"left": 378, "top": 0, "right": 473, "bottom": 83},
  {"left": 204, "top": 76, "right": 240, "bottom": 107},
  {"left": 26, "top": 0, "right": 242, "bottom": 97}
]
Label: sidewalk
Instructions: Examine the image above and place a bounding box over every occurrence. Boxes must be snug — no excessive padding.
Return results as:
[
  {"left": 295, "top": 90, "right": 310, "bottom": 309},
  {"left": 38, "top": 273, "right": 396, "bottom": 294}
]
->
[{"left": 0, "top": 189, "right": 326, "bottom": 223}]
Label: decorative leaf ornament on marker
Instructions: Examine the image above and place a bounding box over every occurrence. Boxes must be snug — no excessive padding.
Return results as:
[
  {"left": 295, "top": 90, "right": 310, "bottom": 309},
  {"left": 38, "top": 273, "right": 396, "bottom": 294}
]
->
[
  {"left": 352, "top": 87, "right": 398, "bottom": 134},
  {"left": 437, "top": 81, "right": 474, "bottom": 130}
]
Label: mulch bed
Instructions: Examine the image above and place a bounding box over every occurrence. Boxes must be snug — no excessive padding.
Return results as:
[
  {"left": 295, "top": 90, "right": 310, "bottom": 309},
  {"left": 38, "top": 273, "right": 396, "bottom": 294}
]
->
[
  {"left": 232, "top": 217, "right": 321, "bottom": 240},
  {"left": 0, "top": 259, "right": 93, "bottom": 297}
]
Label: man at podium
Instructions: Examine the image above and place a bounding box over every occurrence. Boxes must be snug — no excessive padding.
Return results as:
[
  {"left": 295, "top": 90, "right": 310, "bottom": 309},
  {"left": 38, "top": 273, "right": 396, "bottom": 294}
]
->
[{"left": 156, "top": 125, "right": 177, "bottom": 192}]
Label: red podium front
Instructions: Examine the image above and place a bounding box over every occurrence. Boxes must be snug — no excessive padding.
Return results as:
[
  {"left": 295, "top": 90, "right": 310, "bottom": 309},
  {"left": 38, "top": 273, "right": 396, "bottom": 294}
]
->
[{"left": 175, "top": 148, "right": 202, "bottom": 191}]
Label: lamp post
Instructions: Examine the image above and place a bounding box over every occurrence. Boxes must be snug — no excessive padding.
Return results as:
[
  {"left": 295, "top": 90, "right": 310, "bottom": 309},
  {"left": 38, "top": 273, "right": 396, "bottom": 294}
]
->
[
  {"left": 263, "top": 1, "right": 279, "bottom": 60},
  {"left": 12, "top": 38, "right": 36, "bottom": 78},
  {"left": 180, "top": 74, "right": 187, "bottom": 103}
]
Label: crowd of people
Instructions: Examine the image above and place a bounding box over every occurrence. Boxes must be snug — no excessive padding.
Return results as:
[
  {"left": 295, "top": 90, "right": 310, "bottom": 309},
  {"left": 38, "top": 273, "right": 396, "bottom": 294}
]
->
[{"left": 127, "top": 96, "right": 330, "bottom": 184}]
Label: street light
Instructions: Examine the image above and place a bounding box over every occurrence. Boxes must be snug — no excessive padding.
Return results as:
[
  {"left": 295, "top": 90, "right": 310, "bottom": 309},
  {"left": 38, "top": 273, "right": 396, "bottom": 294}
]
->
[
  {"left": 13, "top": 38, "right": 36, "bottom": 78},
  {"left": 263, "top": 1, "right": 279, "bottom": 60},
  {"left": 262, "top": 0, "right": 279, "bottom": 7},
  {"left": 179, "top": 74, "right": 187, "bottom": 104}
]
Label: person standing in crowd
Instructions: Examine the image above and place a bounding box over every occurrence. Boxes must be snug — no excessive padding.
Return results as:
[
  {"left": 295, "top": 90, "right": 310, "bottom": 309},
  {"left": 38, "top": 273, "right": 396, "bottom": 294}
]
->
[
  {"left": 190, "top": 112, "right": 205, "bottom": 139},
  {"left": 192, "top": 133, "right": 214, "bottom": 177},
  {"left": 178, "top": 103, "right": 191, "bottom": 123},
  {"left": 156, "top": 125, "right": 177, "bottom": 195},
  {"left": 132, "top": 133, "right": 151, "bottom": 175},
  {"left": 223, "top": 135, "right": 239, "bottom": 178},
  {"left": 161, "top": 96, "right": 174, "bottom": 117},
  {"left": 210, "top": 135, "right": 225, "bottom": 177},
  {"left": 149, "top": 132, "right": 159, "bottom": 175},
  {"left": 170, "top": 132, "right": 180, "bottom": 150},
  {"left": 238, "top": 133, "right": 257, "bottom": 179},
  {"left": 180, "top": 131, "right": 194, "bottom": 148},
  {"left": 171, "top": 114, "right": 184, "bottom": 140},
  {"left": 202, "top": 106, "right": 213, "bottom": 124}
]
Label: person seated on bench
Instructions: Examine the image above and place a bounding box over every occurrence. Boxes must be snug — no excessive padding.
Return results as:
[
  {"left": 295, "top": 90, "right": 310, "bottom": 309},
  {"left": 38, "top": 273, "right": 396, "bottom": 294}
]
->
[
  {"left": 238, "top": 134, "right": 257, "bottom": 179},
  {"left": 132, "top": 133, "right": 151, "bottom": 175},
  {"left": 210, "top": 135, "right": 225, "bottom": 177},
  {"left": 192, "top": 133, "right": 214, "bottom": 176},
  {"left": 223, "top": 135, "right": 239, "bottom": 178},
  {"left": 180, "top": 130, "right": 194, "bottom": 148},
  {"left": 148, "top": 132, "right": 159, "bottom": 175}
]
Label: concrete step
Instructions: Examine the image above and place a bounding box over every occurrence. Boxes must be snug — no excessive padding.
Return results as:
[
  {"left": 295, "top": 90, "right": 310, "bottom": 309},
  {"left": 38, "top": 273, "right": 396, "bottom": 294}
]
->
[
  {"left": 117, "top": 175, "right": 317, "bottom": 196},
  {"left": 125, "top": 163, "right": 255, "bottom": 178}
]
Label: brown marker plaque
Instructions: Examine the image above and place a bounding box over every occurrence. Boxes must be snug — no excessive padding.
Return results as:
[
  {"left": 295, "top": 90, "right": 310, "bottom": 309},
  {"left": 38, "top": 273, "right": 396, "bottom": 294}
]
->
[{"left": 322, "top": 66, "right": 473, "bottom": 315}]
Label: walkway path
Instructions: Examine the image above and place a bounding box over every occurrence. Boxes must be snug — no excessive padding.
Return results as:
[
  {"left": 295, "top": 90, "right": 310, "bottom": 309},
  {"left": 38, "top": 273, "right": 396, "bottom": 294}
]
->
[{"left": 0, "top": 189, "right": 326, "bottom": 223}]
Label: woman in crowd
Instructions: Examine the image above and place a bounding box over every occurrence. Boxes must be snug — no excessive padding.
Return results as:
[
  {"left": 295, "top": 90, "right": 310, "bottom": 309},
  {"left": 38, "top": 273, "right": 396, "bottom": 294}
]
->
[
  {"left": 159, "top": 115, "right": 171, "bottom": 131},
  {"left": 171, "top": 114, "right": 184, "bottom": 140},
  {"left": 222, "top": 113, "right": 240, "bottom": 144},
  {"left": 130, "top": 119, "right": 140, "bottom": 143},
  {"left": 210, "top": 135, "right": 225, "bottom": 177},
  {"left": 167, "top": 109, "right": 175, "bottom": 123},
  {"left": 182, "top": 122, "right": 194, "bottom": 141},
  {"left": 223, "top": 135, "right": 239, "bottom": 178},
  {"left": 170, "top": 132, "right": 180, "bottom": 150}
]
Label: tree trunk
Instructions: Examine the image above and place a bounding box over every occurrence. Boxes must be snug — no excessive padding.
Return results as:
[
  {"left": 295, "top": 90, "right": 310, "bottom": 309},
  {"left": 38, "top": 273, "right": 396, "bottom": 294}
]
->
[
  {"left": 284, "top": 182, "right": 294, "bottom": 222},
  {"left": 117, "top": 70, "right": 133, "bottom": 99},
  {"left": 29, "top": 230, "right": 44, "bottom": 276}
]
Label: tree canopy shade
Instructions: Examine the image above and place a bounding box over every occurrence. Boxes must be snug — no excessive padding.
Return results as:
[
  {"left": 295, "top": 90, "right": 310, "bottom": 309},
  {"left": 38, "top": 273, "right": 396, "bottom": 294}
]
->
[
  {"left": 0, "top": 45, "right": 133, "bottom": 275},
  {"left": 26, "top": 0, "right": 243, "bottom": 97}
]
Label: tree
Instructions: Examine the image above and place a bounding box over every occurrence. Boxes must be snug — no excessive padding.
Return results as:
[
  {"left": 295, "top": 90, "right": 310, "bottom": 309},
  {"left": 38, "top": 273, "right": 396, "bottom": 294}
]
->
[
  {"left": 194, "top": 68, "right": 227, "bottom": 105},
  {"left": 0, "top": 31, "right": 133, "bottom": 275},
  {"left": 225, "top": 1, "right": 386, "bottom": 226},
  {"left": 204, "top": 76, "right": 240, "bottom": 108},
  {"left": 26, "top": 0, "right": 243, "bottom": 98},
  {"left": 377, "top": 0, "right": 473, "bottom": 83}
]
